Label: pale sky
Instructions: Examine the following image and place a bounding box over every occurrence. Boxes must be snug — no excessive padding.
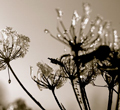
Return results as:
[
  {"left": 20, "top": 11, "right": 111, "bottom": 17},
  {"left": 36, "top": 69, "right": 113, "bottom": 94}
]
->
[{"left": 0, "top": 0, "right": 120, "bottom": 110}]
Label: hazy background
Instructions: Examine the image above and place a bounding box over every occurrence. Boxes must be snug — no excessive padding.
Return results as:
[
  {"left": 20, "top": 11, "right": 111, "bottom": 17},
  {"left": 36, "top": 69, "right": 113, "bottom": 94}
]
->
[{"left": 0, "top": 0, "right": 120, "bottom": 110}]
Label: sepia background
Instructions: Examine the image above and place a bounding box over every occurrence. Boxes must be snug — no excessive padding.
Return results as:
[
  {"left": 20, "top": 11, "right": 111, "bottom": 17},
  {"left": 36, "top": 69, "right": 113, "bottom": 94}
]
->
[{"left": 0, "top": 0, "right": 120, "bottom": 110}]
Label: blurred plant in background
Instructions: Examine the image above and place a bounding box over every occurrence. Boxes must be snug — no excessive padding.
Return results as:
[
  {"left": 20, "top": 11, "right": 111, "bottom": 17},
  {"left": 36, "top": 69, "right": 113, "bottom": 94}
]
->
[
  {"left": 6, "top": 99, "right": 32, "bottom": 110},
  {"left": 0, "top": 98, "right": 32, "bottom": 110}
]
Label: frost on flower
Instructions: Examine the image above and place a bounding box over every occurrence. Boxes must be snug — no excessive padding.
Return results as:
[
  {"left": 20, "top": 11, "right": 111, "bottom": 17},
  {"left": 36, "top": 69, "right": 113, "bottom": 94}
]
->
[
  {"left": 30, "top": 62, "right": 67, "bottom": 91},
  {"left": 0, "top": 27, "right": 30, "bottom": 70}
]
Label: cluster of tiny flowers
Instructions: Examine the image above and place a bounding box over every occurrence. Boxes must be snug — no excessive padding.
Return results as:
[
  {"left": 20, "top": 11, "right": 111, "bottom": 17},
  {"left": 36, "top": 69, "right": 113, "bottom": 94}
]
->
[
  {"left": 0, "top": 27, "right": 30, "bottom": 70},
  {"left": 30, "top": 62, "right": 67, "bottom": 91}
]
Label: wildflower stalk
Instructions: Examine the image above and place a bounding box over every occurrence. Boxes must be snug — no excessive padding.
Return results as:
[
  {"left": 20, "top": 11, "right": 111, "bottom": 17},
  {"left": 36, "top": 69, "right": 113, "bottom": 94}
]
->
[
  {"left": 7, "top": 62, "right": 45, "bottom": 110},
  {"left": 116, "top": 80, "right": 120, "bottom": 110},
  {"left": 107, "top": 87, "right": 113, "bottom": 110},
  {"left": 82, "top": 87, "right": 91, "bottom": 110},
  {"left": 71, "top": 79, "right": 83, "bottom": 110},
  {"left": 78, "top": 74, "right": 88, "bottom": 110},
  {"left": 51, "top": 89, "right": 63, "bottom": 110},
  {"left": 75, "top": 50, "right": 90, "bottom": 110}
]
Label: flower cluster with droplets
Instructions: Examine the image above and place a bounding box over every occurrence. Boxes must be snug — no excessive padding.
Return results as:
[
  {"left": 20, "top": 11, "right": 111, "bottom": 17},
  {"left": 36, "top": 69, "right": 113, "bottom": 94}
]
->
[
  {"left": 30, "top": 62, "right": 67, "bottom": 91},
  {"left": 44, "top": 3, "right": 120, "bottom": 57},
  {"left": 0, "top": 27, "right": 30, "bottom": 70}
]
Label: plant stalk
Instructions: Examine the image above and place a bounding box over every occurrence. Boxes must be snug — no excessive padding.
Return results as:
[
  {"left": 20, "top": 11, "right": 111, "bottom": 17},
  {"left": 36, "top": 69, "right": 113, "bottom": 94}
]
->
[
  {"left": 52, "top": 89, "right": 63, "bottom": 110},
  {"left": 107, "top": 88, "right": 113, "bottom": 110},
  {"left": 71, "top": 80, "right": 83, "bottom": 110},
  {"left": 78, "top": 76, "right": 89, "bottom": 110},
  {"left": 75, "top": 50, "right": 90, "bottom": 110},
  {"left": 7, "top": 63, "right": 45, "bottom": 110},
  {"left": 116, "top": 80, "right": 120, "bottom": 110},
  {"left": 82, "top": 87, "right": 91, "bottom": 110}
]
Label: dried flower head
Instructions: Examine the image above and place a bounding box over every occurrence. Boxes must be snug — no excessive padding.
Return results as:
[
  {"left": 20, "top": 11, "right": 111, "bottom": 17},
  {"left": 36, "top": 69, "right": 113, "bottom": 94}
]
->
[
  {"left": 0, "top": 27, "right": 30, "bottom": 83},
  {"left": 30, "top": 62, "right": 67, "bottom": 91},
  {"left": 59, "top": 54, "right": 77, "bottom": 79}
]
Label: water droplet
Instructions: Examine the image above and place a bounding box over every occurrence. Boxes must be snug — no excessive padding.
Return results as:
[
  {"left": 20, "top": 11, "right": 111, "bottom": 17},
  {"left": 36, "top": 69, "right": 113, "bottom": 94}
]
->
[
  {"left": 72, "top": 10, "right": 81, "bottom": 26},
  {"left": 56, "top": 8, "right": 63, "bottom": 18},
  {"left": 104, "top": 21, "right": 112, "bottom": 29},
  {"left": 95, "top": 15, "right": 103, "bottom": 26},
  {"left": 80, "top": 75, "right": 83, "bottom": 78},
  {"left": 98, "top": 25, "right": 103, "bottom": 35},
  {"left": 34, "top": 76, "right": 36, "bottom": 79},
  {"left": 90, "top": 26, "right": 95, "bottom": 32},
  {"left": 44, "top": 29, "right": 49, "bottom": 34},
  {"left": 83, "top": 3, "right": 91, "bottom": 15},
  {"left": 8, "top": 79, "right": 11, "bottom": 84},
  {"left": 57, "top": 34, "right": 61, "bottom": 38},
  {"left": 64, "top": 47, "right": 66, "bottom": 52},
  {"left": 113, "top": 30, "right": 118, "bottom": 41},
  {"left": 81, "top": 16, "right": 89, "bottom": 29}
]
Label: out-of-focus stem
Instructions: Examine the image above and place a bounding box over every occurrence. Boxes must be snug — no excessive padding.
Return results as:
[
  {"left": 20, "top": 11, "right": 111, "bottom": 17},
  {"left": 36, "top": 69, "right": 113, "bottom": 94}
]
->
[
  {"left": 71, "top": 80, "right": 83, "bottom": 110},
  {"left": 7, "top": 63, "right": 45, "bottom": 110}
]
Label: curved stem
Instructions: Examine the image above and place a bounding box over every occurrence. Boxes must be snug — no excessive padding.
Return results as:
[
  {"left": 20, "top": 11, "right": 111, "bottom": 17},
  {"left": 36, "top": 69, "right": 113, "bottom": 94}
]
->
[
  {"left": 7, "top": 63, "right": 45, "bottom": 110},
  {"left": 71, "top": 80, "right": 83, "bottom": 110},
  {"left": 107, "top": 88, "right": 113, "bottom": 110},
  {"left": 52, "top": 89, "right": 63, "bottom": 110}
]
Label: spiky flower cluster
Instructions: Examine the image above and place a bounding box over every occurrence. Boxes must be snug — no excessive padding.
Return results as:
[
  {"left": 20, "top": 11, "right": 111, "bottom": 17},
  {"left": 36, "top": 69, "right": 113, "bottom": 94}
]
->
[{"left": 44, "top": 3, "right": 120, "bottom": 57}]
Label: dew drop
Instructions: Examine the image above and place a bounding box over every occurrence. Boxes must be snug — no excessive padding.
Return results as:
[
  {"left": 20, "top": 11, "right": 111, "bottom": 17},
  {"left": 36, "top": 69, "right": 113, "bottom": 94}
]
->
[
  {"left": 34, "top": 76, "right": 36, "bottom": 79},
  {"left": 104, "top": 21, "right": 112, "bottom": 29},
  {"left": 95, "top": 15, "right": 103, "bottom": 26},
  {"left": 57, "top": 34, "right": 61, "bottom": 38},
  {"left": 56, "top": 8, "right": 63, "bottom": 18},
  {"left": 8, "top": 79, "right": 11, "bottom": 84},
  {"left": 80, "top": 75, "right": 83, "bottom": 78},
  {"left": 44, "top": 29, "right": 49, "bottom": 34},
  {"left": 64, "top": 47, "right": 66, "bottom": 52},
  {"left": 83, "top": 3, "right": 91, "bottom": 15},
  {"left": 70, "top": 40, "right": 73, "bottom": 43}
]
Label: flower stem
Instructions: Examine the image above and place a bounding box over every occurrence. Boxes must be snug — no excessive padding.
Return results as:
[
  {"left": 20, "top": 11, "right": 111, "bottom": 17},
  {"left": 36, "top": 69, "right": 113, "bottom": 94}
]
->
[
  {"left": 74, "top": 50, "right": 90, "bottom": 110},
  {"left": 52, "top": 89, "right": 63, "bottom": 110},
  {"left": 107, "top": 88, "right": 113, "bottom": 110},
  {"left": 7, "top": 63, "right": 45, "bottom": 110},
  {"left": 79, "top": 80, "right": 89, "bottom": 110},
  {"left": 116, "top": 81, "right": 120, "bottom": 110},
  {"left": 71, "top": 80, "right": 83, "bottom": 110},
  {"left": 82, "top": 87, "right": 91, "bottom": 110}
]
